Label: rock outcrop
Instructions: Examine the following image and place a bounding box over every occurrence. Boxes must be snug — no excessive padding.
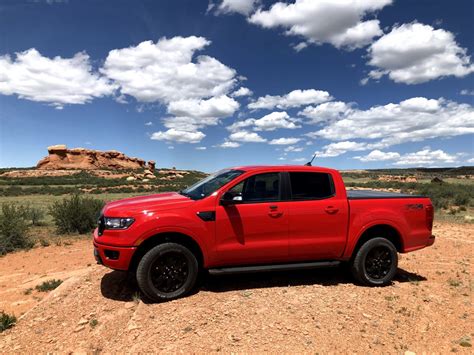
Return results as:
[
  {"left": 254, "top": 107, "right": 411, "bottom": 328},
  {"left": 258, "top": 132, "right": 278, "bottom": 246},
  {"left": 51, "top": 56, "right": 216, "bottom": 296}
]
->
[
  {"left": 37, "top": 145, "right": 150, "bottom": 170},
  {"left": 377, "top": 175, "right": 417, "bottom": 183}
]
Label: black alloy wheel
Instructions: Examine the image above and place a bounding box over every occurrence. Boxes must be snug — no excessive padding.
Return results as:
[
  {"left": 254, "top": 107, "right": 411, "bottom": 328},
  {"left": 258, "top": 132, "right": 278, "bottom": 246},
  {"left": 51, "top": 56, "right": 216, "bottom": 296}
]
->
[
  {"left": 364, "top": 246, "right": 393, "bottom": 280},
  {"left": 136, "top": 243, "right": 199, "bottom": 302},
  {"left": 150, "top": 251, "right": 189, "bottom": 293},
  {"left": 350, "top": 237, "right": 398, "bottom": 286}
]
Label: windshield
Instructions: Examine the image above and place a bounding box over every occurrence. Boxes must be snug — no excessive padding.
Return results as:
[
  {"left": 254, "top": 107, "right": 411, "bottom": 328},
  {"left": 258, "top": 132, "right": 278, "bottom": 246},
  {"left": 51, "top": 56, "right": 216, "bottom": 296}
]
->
[{"left": 180, "top": 169, "right": 244, "bottom": 200}]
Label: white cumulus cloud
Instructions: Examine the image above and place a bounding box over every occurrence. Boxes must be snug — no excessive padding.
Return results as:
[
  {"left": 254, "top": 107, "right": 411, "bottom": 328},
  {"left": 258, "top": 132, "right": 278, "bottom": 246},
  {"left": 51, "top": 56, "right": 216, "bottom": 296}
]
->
[
  {"left": 316, "top": 141, "right": 367, "bottom": 157},
  {"left": 167, "top": 95, "right": 239, "bottom": 118},
  {"left": 219, "top": 141, "right": 241, "bottom": 148},
  {"left": 253, "top": 111, "right": 300, "bottom": 131},
  {"left": 101, "top": 36, "right": 241, "bottom": 144},
  {"left": 150, "top": 129, "right": 205, "bottom": 144},
  {"left": 269, "top": 137, "right": 301, "bottom": 145},
  {"left": 211, "top": 0, "right": 260, "bottom": 15},
  {"left": 366, "top": 23, "right": 474, "bottom": 84},
  {"left": 249, "top": 89, "right": 332, "bottom": 110},
  {"left": 229, "top": 130, "right": 267, "bottom": 142},
  {"left": 299, "top": 101, "right": 352, "bottom": 124},
  {"left": 102, "top": 36, "right": 236, "bottom": 103},
  {"left": 354, "top": 149, "right": 400, "bottom": 162},
  {"left": 308, "top": 97, "right": 474, "bottom": 149},
  {"left": 0, "top": 49, "right": 115, "bottom": 109},
  {"left": 226, "top": 118, "right": 256, "bottom": 132},
  {"left": 249, "top": 0, "right": 391, "bottom": 50},
  {"left": 394, "top": 148, "right": 459, "bottom": 166},
  {"left": 232, "top": 86, "right": 253, "bottom": 97}
]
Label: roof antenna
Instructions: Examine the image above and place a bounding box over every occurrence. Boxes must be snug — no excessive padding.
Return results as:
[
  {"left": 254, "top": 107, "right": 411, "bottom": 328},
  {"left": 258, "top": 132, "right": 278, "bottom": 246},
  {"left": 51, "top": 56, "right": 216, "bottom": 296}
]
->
[{"left": 305, "top": 153, "right": 317, "bottom": 166}]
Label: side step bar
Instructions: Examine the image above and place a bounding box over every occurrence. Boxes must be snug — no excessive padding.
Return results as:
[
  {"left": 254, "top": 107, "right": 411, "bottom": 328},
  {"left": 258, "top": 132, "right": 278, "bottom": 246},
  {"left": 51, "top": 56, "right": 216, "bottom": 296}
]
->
[{"left": 209, "top": 260, "right": 340, "bottom": 275}]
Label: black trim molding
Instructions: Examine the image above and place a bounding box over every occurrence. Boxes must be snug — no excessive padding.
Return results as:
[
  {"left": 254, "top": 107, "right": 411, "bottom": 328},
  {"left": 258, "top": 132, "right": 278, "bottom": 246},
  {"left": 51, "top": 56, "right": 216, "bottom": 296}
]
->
[{"left": 197, "top": 211, "right": 216, "bottom": 222}]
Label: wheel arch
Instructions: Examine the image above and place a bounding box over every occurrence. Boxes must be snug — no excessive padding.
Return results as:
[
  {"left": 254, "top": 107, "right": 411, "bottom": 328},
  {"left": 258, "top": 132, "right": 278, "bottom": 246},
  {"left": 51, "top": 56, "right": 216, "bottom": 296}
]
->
[
  {"left": 351, "top": 223, "right": 403, "bottom": 259},
  {"left": 129, "top": 232, "right": 205, "bottom": 272}
]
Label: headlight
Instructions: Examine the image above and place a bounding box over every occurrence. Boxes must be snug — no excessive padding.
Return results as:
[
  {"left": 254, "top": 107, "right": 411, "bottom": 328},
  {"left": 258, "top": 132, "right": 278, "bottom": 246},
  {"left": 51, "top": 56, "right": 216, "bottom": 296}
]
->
[{"left": 104, "top": 217, "right": 135, "bottom": 230}]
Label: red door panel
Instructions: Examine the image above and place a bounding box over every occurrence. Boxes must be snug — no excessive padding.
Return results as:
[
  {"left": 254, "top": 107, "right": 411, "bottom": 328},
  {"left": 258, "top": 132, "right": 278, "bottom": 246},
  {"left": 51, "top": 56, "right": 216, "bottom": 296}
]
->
[
  {"left": 214, "top": 202, "right": 289, "bottom": 266},
  {"left": 289, "top": 197, "right": 348, "bottom": 260}
]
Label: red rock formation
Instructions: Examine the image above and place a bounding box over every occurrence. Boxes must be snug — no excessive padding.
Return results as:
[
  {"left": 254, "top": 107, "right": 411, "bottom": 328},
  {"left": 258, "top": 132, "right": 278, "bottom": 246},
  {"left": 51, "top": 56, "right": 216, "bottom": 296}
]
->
[
  {"left": 147, "top": 160, "right": 156, "bottom": 171},
  {"left": 37, "top": 145, "right": 150, "bottom": 170}
]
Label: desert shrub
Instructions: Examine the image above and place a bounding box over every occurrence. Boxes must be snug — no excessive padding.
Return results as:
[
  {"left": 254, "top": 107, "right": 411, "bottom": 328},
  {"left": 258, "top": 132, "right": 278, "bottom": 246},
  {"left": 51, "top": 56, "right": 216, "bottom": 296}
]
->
[
  {"left": 0, "top": 311, "right": 16, "bottom": 332},
  {"left": 35, "top": 279, "right": 62, "bottom": 292},
  {"left": 454, "top": 194, "right": 470, "bottom": 207},
  {"left": 18, "top": 206, "right": 45, "bottom": 226},
  {"left": 0, "top": 203, "right": 34, "bottom": 256},
  {"left": 49, "top": 194, "right": 104, "bottom": 234}
]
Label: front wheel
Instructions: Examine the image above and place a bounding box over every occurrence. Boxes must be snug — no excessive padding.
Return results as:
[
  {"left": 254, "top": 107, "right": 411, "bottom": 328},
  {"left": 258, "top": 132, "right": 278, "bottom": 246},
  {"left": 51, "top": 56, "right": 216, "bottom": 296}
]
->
[
  {"left": 136, "top": 243, "right": 199, "bottom": 302},
  {"left": 350, "top": 237, "right": 398, "bottom": 286}
]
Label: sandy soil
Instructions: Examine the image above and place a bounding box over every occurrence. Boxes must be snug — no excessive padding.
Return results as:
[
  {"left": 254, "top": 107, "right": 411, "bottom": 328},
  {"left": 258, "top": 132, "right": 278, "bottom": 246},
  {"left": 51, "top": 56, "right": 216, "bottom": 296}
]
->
[
  {"left": 0, "top": 239, "right": 94, "bottom": 316},
  {"left": 0, "top": 222, "right": 472, "bottom": 353}
]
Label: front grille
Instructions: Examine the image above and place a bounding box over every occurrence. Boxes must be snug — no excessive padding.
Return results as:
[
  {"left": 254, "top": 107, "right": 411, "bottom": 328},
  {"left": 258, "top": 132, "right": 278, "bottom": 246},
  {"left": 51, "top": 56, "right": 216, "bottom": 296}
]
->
[{"left": 98, "top": 214, "right": 105, "bottom": 236}]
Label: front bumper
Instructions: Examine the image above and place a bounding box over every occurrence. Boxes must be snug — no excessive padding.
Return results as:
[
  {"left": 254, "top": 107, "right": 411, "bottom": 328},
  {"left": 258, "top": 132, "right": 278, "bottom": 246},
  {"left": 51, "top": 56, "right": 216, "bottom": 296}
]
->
[{"left": 93, "top": 241, "right": 137, "bottom": 271}]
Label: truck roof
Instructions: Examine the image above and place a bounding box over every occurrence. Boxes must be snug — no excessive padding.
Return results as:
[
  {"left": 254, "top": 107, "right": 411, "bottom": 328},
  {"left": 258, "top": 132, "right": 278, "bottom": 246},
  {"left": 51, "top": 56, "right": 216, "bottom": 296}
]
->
[{"left": 230, "top": 165, "right": 338, "bottom": 174}]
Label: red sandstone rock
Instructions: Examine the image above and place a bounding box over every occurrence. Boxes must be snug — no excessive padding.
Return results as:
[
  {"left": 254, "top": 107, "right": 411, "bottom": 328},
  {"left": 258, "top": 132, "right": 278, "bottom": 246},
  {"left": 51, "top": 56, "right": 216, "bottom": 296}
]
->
[{"left": 37, "top": 145, "right": 149, "bottom": 170}]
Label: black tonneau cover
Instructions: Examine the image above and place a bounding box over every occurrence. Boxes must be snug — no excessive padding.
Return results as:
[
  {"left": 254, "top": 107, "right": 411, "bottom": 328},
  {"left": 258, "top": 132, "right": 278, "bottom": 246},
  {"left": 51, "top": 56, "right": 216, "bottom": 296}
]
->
[{"left": 347, "top": 190, "right": 425, "bottom": 200}]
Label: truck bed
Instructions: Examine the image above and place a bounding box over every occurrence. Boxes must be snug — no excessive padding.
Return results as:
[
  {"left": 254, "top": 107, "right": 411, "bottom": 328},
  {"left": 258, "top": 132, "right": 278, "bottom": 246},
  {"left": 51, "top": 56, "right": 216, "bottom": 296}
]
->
[{"left": 347, "top": 190, "right": 425, "bottom": 199}]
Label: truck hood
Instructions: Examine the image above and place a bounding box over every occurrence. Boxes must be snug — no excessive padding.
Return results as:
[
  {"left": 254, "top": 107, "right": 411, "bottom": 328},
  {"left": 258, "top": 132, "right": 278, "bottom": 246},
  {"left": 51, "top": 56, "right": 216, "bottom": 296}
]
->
[{"left": 103, "top": 192, "right": 194, "bottom": 216}]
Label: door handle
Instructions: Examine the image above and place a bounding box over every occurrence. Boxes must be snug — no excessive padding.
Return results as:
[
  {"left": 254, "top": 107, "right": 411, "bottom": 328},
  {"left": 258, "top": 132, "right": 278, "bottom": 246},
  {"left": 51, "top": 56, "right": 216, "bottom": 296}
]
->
[{"left": 325, "top": 206, "right": 339, "bottom": 214}]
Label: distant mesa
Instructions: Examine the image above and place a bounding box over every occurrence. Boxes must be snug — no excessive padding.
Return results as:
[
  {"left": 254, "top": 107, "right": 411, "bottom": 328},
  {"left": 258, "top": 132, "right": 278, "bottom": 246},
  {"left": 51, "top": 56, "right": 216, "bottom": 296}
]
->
[{"left": 37, "top": 145, "right": 154, "bottom": 171}]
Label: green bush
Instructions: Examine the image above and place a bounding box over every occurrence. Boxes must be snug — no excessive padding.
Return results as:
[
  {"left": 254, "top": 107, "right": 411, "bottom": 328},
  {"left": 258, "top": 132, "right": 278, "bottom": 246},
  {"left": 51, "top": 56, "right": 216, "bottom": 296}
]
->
[
  {"left": 49, "top": 194, "right": 104, "bottom": 234},
  {"left": 35, "top": 279, "right": 62, "bottom": 292},
  {"left": 0, "top": 311, "right": 16, "bottom": 332},
  {"left": 0, "top": 203, "right": 34, "bottom": 256}
]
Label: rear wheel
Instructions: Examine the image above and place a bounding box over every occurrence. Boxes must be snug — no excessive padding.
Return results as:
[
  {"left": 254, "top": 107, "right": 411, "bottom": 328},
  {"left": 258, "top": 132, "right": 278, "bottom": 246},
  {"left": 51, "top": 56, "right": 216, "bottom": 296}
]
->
[
  {"left": 351, "top": 237, "right": 398, "bottom": 286},
  {"left": 136, "top": 243, "right": 198, "bottom": 302}
]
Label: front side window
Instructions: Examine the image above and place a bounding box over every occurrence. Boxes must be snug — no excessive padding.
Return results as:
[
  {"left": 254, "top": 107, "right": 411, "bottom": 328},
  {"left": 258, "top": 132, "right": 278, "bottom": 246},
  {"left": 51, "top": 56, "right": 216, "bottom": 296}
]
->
[
  {"left": 289, "top": 172, "right": 334, "bottom": 200},
  {"left": 180, "top": 169, "right": 244, "bottom": 200},
  {"left": 228, "top": 172, "right": 280, "bottom": 202}
]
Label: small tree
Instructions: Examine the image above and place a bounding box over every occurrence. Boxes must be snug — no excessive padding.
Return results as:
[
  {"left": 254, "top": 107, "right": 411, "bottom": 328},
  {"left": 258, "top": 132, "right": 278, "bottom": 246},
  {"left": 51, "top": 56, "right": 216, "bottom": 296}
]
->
[{"left": 49, "top": 194, "right": 104, "bottom": 234}]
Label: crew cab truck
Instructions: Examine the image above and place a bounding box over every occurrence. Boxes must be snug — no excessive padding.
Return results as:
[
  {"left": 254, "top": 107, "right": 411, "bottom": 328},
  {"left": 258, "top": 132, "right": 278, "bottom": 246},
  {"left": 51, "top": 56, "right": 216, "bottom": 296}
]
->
[{"left": 93, "top": 165, "right": 435, "bottom": 302}]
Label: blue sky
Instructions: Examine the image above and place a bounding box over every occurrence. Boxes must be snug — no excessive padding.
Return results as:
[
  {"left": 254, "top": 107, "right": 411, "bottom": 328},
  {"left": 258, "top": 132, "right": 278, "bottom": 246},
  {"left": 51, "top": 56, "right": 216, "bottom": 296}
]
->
[{"left": 0, "top": 0, "right": 473, "bottom": 172}]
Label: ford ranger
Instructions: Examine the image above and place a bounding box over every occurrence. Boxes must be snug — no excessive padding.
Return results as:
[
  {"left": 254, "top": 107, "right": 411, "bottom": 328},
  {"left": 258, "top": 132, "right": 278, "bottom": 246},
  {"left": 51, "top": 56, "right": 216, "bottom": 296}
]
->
[{"left": 93, "top": 165, "right": 435, "bottom": 301}]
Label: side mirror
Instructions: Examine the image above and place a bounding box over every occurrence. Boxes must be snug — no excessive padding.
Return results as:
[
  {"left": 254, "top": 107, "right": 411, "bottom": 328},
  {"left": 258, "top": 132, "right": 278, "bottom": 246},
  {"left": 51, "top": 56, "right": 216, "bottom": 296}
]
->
[{"left": 220, "top": 192, "right": 242, "bottom": 206}]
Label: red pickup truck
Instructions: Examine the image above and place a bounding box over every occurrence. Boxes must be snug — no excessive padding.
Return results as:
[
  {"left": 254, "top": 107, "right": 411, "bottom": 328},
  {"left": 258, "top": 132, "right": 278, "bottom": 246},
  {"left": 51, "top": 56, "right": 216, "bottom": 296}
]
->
[{"left": 93, "top": 165, "right": 435, "bottom": 301}]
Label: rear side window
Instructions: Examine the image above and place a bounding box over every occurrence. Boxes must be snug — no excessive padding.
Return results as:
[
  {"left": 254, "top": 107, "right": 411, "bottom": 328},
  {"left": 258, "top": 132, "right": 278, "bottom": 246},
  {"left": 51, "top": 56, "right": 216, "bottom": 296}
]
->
[{"left": 289, "top": 172, "right": 334, "bottom": 200}]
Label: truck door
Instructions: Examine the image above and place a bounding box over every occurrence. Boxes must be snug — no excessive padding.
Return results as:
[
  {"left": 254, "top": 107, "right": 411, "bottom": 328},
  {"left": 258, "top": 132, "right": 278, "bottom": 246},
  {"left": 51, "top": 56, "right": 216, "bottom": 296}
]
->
[
  {"left": 287, "top": 171, "right": 348, "bottom": 260},
  {"left": 214, "top": 172, "right": 289, "bottom": 266}
]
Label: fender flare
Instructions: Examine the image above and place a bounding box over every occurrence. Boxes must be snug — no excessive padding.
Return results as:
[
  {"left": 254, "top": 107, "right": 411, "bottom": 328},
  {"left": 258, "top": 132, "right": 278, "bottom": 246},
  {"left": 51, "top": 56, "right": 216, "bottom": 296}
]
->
[{"left": 343, "top": 218, "right": 406, "bottom": 259}]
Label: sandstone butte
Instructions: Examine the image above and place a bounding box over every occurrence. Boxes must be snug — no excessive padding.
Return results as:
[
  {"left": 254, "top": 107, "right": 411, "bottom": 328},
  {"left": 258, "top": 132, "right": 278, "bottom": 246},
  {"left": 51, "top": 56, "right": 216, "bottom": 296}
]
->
[{"left": 37, "top": 145, "right": 156, "bottom": 171}]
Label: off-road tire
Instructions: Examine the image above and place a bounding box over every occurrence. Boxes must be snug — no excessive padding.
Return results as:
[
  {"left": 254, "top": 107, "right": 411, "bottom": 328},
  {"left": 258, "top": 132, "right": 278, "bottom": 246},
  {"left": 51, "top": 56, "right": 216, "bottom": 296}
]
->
[
  {"left": 350, "top": 237, "right": 398, "bottom": 286},
  {"left": 136, "top": 243, "right": 199, "bottom": 302}
]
